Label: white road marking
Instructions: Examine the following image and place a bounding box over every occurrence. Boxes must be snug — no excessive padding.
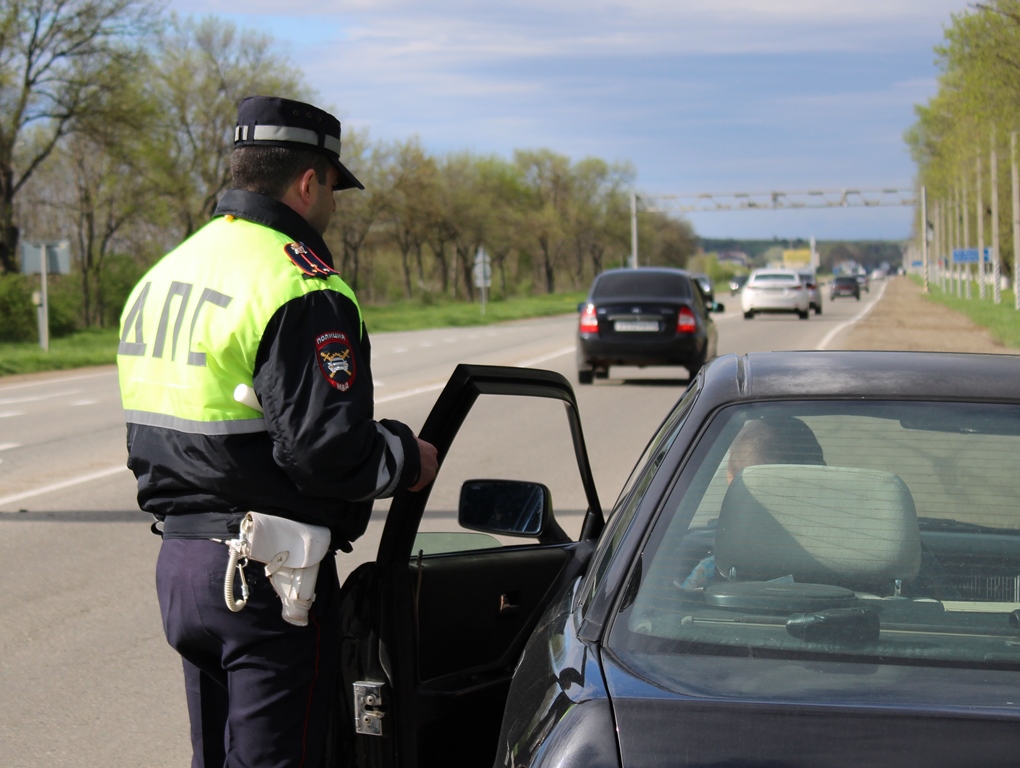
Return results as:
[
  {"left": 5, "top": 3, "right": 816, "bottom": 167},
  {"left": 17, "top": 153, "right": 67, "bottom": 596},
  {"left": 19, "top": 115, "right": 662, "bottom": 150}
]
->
[
  {"left": 0, "top": 443, "right": 20, "bottom": 452},
  {"left": 0, "top": 464, "right": 130, "bottom": 507},
  {"left": 374, "top": 345, "right": 575, "bottom": 405},
  {"left": 0, "top": 389, "right": 81, "bottom": 406},
  {"left": 375, "top": 382, "right": 446, "bottom": 404},
  {"left": 0, "top": 411, "right": 24, "bottom": 418},
  {"left": 516, "top": 346, "right": 575, "bottom": 368},
  {"left": 0, "top": 369, "right": 114, "bottom": 392},
  {"left": 816, "top": 281, "right": 888, "bottom": 351}
]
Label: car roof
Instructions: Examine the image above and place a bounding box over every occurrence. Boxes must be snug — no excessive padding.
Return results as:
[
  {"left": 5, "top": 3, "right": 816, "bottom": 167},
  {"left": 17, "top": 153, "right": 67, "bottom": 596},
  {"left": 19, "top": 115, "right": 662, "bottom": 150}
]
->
[
  {"left": 750, "top": 268, "right": 799, "bottom": 276},
  {"left": 595, "top": 267, "right": 692, "bottom": 278},
  {"left": 700, "top": 351, "right": 1020, "bottom": 402}
]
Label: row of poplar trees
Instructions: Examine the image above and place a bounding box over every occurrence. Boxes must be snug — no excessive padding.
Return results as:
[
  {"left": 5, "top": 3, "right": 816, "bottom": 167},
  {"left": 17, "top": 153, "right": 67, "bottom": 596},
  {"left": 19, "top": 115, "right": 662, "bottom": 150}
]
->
[
  {"left": 0, "top": 0, "right": 697, "bottom": 333},
  {"left": 906, "top": 0, "right": 1020, "bottom": 287}
]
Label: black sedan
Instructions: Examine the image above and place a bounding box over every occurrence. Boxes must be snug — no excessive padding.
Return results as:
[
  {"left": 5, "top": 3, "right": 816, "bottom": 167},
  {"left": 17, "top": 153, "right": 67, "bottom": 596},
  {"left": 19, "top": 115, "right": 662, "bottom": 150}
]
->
[
  {"left": 329, "top": 352, "right": 1020, "bottom": 768},
  {"left": 575, "top": 267, "right": 722, "bottom": 383},
  {"left": 830, "top": 275, "right": 861, "bottom": 300}
]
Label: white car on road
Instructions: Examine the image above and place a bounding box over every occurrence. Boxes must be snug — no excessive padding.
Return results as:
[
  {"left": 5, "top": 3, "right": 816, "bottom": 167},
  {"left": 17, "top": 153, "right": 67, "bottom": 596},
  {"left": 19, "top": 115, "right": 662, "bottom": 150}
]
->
[{"left": 741, "top": 268, "right": 811, "bottom": 320}]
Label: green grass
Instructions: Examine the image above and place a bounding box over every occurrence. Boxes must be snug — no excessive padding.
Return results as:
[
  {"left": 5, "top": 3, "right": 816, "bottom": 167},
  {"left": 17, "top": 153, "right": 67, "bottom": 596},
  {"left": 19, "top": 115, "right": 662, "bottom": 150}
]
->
[
  {"left": 362, "top": 292, "right": 586, "bottom": 332},
  {"left": 0, "top": 327, "right": 120, "bottom": 377},
  {"left": 0, "top": 292, "right": 587, "bottom": 378},
  {"left": 914, "top": 276, "right": 1020, "bottom": 350}
]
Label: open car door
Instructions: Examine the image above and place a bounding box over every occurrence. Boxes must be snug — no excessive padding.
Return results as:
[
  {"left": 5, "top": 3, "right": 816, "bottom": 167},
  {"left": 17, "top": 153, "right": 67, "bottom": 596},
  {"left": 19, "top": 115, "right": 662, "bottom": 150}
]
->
[{"left": 329, "top": 364, "right": 604, "bottom": 767}]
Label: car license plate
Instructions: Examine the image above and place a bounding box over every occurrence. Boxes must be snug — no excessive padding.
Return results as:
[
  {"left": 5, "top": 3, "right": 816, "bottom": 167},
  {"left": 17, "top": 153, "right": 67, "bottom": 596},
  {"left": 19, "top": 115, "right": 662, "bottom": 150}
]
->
[{"left": 614, "top": 320, "right": 659, "bottom": 332}]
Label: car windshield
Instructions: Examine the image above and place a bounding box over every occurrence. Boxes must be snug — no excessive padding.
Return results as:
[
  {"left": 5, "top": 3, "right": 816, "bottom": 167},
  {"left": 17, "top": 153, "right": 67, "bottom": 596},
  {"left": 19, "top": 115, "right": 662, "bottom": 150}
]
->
[
  {"left": 592, "top": 272, "right": 692, "bottom": 300},
  {"left": 610, "top": 400, "right": 1020, "bottom": 670},
  {"left": 835, "top": 277, "right": 857, "bottom": 285}
]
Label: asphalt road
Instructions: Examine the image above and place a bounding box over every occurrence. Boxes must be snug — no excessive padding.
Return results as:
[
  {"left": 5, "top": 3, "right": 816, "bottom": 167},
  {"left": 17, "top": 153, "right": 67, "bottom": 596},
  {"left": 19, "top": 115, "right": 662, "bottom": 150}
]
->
[{"left": 0, "top": 282, "right": 885, "bottom": 767}]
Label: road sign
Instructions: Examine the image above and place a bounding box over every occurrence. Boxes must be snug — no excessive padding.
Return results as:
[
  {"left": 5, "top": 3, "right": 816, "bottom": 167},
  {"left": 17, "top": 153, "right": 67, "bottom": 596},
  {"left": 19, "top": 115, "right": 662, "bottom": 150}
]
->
[
  {"left": 20, "top": 240, "right": 71, "bottom": 275},
  {"left": 952, "top": 248, "right": 991, "bottom": 264},
  {"left": 472, "top": 248, "right": 491, "bottom": 288}
]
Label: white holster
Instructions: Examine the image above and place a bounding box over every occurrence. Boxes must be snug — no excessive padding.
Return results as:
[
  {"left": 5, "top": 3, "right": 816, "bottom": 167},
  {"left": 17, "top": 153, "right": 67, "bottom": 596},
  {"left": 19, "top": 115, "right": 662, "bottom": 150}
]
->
[{"left": 224, "top": 512, "right": 331, "bottom": 627}]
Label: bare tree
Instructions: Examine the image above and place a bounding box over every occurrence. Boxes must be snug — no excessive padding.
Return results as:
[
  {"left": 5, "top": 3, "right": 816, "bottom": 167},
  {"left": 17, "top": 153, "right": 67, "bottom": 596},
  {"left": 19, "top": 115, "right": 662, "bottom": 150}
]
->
[
  {"left": 515, "top": 149, "right": 573, "bottom": 293},
  {"left": 147, "top": 14, "right": 312, "bottom": 241},
  {"left": 0, "top": 0, "right": 155, "bottom": 274}
]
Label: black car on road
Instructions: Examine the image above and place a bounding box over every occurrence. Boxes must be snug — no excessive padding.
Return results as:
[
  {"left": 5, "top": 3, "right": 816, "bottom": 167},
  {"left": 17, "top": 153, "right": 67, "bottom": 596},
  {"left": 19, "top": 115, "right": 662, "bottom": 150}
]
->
[
  {"left": 830, "top": 274, "right": 861, "bottom": 300},
  {"left": 575, "top": 267, "right": 722, "bottom": 383},
  {"left": 328, "top": 352, "right": 1020, "bottom": 768}
]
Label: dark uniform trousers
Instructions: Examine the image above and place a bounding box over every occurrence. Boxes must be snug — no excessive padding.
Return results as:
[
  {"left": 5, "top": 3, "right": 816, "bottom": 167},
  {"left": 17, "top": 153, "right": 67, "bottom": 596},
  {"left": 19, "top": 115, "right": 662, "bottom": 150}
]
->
[{"left": 156, "top": 538, "right": 341, "bottom": 768}]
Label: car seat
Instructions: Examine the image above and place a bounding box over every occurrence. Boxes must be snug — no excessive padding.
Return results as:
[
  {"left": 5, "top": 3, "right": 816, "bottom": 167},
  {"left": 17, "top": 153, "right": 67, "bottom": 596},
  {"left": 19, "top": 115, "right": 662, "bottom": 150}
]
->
[{"left": 713, "top": 464, "right": 921, "bottom": 594}]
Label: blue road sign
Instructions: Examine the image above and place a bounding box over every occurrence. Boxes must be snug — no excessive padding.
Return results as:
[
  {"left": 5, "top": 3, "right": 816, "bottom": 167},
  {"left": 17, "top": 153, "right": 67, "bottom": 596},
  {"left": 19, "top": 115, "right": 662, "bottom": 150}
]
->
[{"left": 952, "top": 248, "right": 991, "bottom": 264}]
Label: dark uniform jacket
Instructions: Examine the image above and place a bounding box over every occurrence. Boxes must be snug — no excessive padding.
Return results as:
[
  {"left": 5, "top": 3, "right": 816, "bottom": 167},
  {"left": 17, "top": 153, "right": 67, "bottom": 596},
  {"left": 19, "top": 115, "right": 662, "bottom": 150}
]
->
[{"left": 122, "top": 190, "right": 421, "bottom": 550}]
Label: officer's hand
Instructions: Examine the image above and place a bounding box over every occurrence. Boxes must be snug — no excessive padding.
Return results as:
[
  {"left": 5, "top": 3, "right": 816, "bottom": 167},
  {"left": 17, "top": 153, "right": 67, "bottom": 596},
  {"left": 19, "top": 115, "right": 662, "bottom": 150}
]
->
[{"left": 409, "top": 438, "right": 438, "bottom": 492}]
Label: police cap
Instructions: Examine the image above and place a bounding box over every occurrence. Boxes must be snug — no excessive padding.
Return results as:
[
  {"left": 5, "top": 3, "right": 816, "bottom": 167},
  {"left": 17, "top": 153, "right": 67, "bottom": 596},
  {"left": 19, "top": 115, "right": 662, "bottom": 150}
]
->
[{"left": 233, "top": 96, "right": 364, "bottom": 191}]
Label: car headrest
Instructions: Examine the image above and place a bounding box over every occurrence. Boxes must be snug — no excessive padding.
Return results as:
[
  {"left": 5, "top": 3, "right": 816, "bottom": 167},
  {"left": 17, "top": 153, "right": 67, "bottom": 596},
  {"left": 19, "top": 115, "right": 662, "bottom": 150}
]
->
[{"left": 714, "top": 464, "right": 921, "bottom": 590}]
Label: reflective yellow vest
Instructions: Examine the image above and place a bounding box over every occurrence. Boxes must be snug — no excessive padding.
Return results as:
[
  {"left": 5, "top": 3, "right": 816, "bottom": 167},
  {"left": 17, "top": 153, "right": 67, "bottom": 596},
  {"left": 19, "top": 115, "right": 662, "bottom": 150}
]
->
[{"left": 117, "top": 216, "right": 361, "bottom": 435}]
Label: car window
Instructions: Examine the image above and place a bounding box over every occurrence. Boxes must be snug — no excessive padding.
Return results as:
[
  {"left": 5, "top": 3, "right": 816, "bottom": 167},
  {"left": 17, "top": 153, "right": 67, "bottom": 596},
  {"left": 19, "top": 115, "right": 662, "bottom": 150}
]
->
[
  {"left": 411, "top": 393, "right": 590, "bottom": 556},
  {"left": 690, "top": 281, "right": 707, "bottom": 315},
  {"left": 610, "top": 401, "right": 1020, "bottom": 671},
  {"left": 750, "top": 273, "right": 796, "bottom": 284},
  {"left": 592, "top": 272, "right": 692, "bottom": 300}
]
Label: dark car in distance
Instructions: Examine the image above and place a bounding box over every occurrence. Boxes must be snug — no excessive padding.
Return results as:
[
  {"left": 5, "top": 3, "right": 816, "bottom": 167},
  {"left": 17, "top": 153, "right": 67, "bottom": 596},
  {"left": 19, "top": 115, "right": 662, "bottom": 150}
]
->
[
  {"left": 831, "top": 274, "right": 862, "bottom": 300},
  {"left": 327, "top": 352, "right": 1020, "bottom": 768},
  {"left": 575, "top": 267, "right": 722, "bottom": 383}
]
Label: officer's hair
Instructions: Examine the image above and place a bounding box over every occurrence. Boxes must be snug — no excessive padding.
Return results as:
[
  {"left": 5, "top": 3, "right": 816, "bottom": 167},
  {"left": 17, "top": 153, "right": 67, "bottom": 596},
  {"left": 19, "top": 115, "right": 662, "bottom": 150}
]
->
[{"left": 230, "top": 147, "right": 332, "bottom": 199}]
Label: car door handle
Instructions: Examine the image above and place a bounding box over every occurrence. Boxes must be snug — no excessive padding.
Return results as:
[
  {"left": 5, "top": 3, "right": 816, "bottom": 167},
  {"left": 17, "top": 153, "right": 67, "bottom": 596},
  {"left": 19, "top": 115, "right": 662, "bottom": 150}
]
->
[{"left": 499, "top": 594, "right": 519, "bottom": 614}]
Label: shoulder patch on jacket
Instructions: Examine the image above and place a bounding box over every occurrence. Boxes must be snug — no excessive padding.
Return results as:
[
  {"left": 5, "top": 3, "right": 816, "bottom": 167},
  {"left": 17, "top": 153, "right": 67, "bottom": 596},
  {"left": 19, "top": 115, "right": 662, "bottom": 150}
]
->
[
  {"left": 316, "top": 331, "right": 357, "bottom": 391},
  {"left": 284, "top": 242, "right": 338, "bottom": 279}
]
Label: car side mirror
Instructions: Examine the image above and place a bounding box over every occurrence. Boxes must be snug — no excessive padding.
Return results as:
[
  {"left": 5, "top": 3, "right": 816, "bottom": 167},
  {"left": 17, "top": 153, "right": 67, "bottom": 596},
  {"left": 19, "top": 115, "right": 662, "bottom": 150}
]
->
[
  {"left": 712, "top": 301, "right": 725, "bottom": 313},
  {"left": 458, "top": 479, "right": 551, "bottom": 537},
  {"left": 577, "top": 302, "right": 587, "bottom": 313}
]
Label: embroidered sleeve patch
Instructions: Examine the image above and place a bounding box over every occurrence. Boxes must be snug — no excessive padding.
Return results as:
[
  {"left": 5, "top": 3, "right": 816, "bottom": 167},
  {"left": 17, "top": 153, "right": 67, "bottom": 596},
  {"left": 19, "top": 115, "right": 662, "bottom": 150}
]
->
[
  {"left": 285, "top": 242, "right": 339, "bottom": 279},
  {"left": 316, "top": 331, "right": 356, "bottom": 391}
]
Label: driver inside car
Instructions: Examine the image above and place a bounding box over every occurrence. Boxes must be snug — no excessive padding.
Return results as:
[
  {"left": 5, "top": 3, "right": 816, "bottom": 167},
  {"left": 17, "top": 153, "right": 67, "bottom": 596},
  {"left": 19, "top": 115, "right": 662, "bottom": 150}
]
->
[{"left": 678, "top": 416, "right": 826, "bottom": 590}]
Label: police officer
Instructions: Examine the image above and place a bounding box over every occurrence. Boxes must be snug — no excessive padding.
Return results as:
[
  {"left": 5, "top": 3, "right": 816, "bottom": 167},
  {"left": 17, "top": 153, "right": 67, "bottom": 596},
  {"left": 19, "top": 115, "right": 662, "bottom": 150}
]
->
[{"left": 117, "top": 95, "right": 438, "bottom": 767}]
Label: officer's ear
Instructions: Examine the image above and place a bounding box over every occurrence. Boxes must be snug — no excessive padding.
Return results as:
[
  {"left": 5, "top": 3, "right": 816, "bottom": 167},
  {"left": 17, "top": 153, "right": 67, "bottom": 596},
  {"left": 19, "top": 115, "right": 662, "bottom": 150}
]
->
[
  {"left": 295, "top": 168, "right": 319, "bottom": 204},
  {"left": 281, "top": 167, "right": 320, "bottom": 215}
]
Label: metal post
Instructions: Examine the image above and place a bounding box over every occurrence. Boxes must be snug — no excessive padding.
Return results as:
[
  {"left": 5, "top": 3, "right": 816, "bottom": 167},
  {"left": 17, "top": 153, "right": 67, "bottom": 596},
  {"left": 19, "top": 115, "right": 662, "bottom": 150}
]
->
[
  {"left": 630, "top": 191, "right": 638, "bottom": 269},
  {"left": 991, "top": 130, "right": 1002, "bottom": 304},
  {"left": 1013, "top": 132, "right": 1020, "bottom": 310},
  {"left": 977, "top": 154, "right": 986, "bottom": 299},
  {"left": 921, "top": 186, "right": 929, "bottom": 293},
  {"left": 39, "top": 247, "right": 50, "bottom": 352}
]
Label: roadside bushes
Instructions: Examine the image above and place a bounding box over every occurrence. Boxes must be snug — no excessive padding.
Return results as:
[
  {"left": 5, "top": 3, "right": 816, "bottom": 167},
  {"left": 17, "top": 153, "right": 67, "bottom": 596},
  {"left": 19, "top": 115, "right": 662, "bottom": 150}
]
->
[
  {"left": 0, "top": 273, "right": 82, "bottom": 342},
  {"left": 0, "top": 275, "right": 35, "bottom": 341}
]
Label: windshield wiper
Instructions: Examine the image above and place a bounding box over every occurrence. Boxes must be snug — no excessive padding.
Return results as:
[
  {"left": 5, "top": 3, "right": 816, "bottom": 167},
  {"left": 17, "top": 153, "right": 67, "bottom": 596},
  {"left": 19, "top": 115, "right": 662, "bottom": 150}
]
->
[{"left": 917, "top": 517, "right": 1018, "bottom": 535}]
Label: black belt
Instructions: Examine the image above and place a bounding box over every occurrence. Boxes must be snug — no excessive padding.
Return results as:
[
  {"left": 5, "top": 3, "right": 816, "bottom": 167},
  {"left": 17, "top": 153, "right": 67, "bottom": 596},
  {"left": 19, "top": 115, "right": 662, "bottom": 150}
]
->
[
  {"left": 158, "top": 511, "right": 246, "bottom": 539},
  {"left": 155, "top": 511, "right": 353, "bottom": 553}
]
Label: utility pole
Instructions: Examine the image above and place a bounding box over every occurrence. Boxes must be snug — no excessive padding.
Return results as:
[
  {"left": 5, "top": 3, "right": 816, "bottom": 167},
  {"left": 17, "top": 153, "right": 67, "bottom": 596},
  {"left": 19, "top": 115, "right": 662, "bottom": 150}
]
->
[
  {"left": 922, "top": 186, "right": 929, "bottom": 293},
  {"left": 630, "top": 192, "right": 638, "bottom": 269}
]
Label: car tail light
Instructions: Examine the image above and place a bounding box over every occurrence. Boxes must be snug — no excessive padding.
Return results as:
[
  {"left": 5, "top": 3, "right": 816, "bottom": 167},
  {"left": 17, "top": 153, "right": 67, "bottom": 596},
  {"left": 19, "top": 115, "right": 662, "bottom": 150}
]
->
[
  {"left": 677, "top": 306, "right": 697, "bottom": 334},
  {"left": 579, "top": 304, "right": 598, "bottom": 333}
]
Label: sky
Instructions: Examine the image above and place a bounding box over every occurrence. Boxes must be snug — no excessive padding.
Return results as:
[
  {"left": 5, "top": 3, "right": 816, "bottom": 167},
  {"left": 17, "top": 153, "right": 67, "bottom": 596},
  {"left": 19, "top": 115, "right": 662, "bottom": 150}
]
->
[{"left": 169, "top": 0, "right": 971, "bottom": 242}]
